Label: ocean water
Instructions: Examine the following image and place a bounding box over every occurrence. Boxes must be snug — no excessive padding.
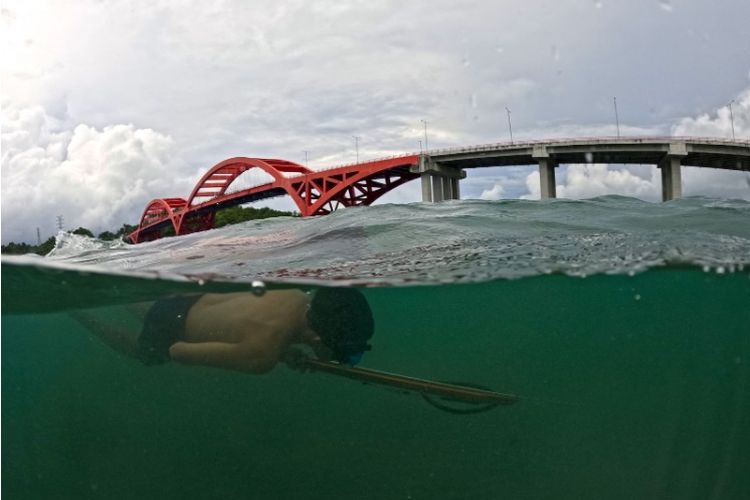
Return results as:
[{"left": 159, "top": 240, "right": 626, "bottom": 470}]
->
[{"left": 3, "top": 196, "right": 750, "bottom": 499}]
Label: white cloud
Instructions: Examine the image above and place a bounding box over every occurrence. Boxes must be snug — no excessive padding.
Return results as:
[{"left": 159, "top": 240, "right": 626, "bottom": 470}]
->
[
  {"left": 672, "top": 88, "right": 749, "bottom": 139},
  {"left": 557, "top": 164, "right": 660, "bottom": 201},
  {"left": 672, "top": 88, "right": 750, "bottom": 200},
  {"left": 521, "top": 171, "right": 538, "bottom": 200},
  {"left": 480, "top": 182, "right": 505, "bottom": 200},
  {"left": 520, "top": 164, "right": 656, "bottom": 201},
  {"left": 1, "top": 105, "right": 192, "bottom": 243},
  {"left": 521, "top": 160, "right": 749, "bottom": 203},
  {"left": 2, "top": 1, "right": 750, "bottom": 242}
]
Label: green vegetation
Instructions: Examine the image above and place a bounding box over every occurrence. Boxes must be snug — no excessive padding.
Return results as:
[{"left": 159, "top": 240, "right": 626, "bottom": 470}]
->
[
  {"left": 213, "top": 206, "right": 296, "bottom": 228},
  {"left": 72, "top": 227, "right": 95, "bottom": 238},
  {"left": 100, "top": 223, "right": 137, "bottom": 241},
  {"left": 1, "top": 207, "right": 293, "bottom": 255},
  {"left": 2, "top": 223, "right": 139, "bottom": 255},
  {"left": 0, "top": 237, "right": 57, "bottom": 256}
]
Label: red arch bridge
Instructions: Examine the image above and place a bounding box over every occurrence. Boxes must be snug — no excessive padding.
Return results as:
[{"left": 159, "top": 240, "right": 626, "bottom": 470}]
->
[{"left": 128, "top": 136, "right": 749, "bottom": 243}]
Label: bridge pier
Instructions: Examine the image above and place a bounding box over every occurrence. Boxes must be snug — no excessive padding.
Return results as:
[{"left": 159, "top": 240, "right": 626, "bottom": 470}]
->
[
  {"left": 538, "top": 158, "right": 558, "bottom": 199},
  {"left": 451, "top": 177, "right": 461, "bottom": 199},
  {"left": 658, "top": 142, "right": 687, "bottom": 201},
  {"left": 421, "top": 175, "right": 433, "bottom": 202},
  {"left": 431, "top": 175, "right": 444, "bottom": 202},
  {"left": 439, "top": 175, "right": 459, "bottom": 200},
  {"left": 533, "top": 146, "right": 557, "bottom": 199},
  {"left": 659, "top": 158, "right": 682, "bottom": 201},
  {"left": 415, "top": 156, "right": 466, "bottom": 203}
]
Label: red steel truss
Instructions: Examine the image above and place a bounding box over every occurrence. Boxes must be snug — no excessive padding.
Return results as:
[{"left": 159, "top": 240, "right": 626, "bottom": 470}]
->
[{"left": 128, "top": 155, "right": 419, "bottom": 243}]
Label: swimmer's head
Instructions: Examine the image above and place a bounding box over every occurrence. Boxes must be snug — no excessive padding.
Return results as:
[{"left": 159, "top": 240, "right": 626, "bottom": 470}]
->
[{"left": 307, "top": 287, "right": 374, "bottom": 366}]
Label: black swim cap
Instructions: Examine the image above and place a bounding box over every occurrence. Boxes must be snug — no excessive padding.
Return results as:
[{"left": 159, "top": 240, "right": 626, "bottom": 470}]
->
[{"left": 307, "top": 287, "right": 374, "bottom": 365}]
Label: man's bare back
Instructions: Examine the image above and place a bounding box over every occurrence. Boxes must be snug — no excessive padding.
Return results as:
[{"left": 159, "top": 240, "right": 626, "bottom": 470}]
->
[
  {"left": 171, "top": 291, "right": 316, "bottom": 373},
  {"left": 72, "top": 287, "right": 374, "bottom": 374}
]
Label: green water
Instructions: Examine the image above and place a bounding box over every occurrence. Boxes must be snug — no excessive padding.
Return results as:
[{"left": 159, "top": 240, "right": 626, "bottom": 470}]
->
[{"left": 3, "top": 266, "right": 749, "bottom": 499}]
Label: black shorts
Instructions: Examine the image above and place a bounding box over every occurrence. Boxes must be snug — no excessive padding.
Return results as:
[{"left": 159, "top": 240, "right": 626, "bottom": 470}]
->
[{"left": 138, "top": 295, "right": 203, "bottom": 365}]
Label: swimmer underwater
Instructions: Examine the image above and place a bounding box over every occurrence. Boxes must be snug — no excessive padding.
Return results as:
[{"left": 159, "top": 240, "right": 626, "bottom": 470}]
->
[{"left": 71, "top": 288, "right": 374, "bottom": 373}]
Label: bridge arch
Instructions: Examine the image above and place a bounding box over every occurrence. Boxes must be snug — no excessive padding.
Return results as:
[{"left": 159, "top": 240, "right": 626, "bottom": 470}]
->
[
  {"left": 128, "top": 155, "right": 424, "bottom": 242},
  {"left": 131, "top": 197, "right": 187, "bottom": 243},
  {"left": 185, "top": 157, "right": 311, "bottom": 208},
  {"left": 177, "top": 157, "right": 313, "bottom": 234},
  {"left": 294, "top": 157, "right": 421, "bottom": 215}
]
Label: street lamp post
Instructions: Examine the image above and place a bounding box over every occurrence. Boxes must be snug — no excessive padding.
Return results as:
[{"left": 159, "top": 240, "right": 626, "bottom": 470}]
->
[
  {"left": 303, "top": 150, "right": 309, "bottom": 168},
  {"left": 728, "top": 99, "right": 736, "bottom": 140},
  {"left": 613, "top": 96, "right": 621, "bottom": 138},
  {"left": 421, "top": 119, "right": 429, "bottom": 152},
  {"left": 353, "top": 136, "right": 360, "bottom": 163},
  {"left": 418, "top": 139, "right": 423, "bottom": 153},
  {"left": 505, "top": 107, "right": 513, "bottom": 144}
]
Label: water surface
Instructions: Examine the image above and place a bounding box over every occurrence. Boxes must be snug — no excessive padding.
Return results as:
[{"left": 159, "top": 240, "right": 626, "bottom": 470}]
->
[{"left": 3, "top": 196, "right": 750, "bottom": 499}]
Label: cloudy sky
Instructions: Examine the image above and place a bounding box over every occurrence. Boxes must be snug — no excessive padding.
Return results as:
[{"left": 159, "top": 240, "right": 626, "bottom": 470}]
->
[{"left": 2, "top": 0, "right": 749, "bottom": 243}]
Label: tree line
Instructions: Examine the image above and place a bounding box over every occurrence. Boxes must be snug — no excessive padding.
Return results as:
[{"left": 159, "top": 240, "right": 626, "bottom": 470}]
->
[
  {"left": 1, "top": 223, "right": 137, "bottom": 256},
  {"left": 1, "top": 205, "right": 296, "bottom": 256}
]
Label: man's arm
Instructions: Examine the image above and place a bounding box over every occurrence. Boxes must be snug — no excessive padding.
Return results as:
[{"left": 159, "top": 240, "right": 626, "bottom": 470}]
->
[{"left": 169, "top": 339, "right": 281, "bottom": 374}]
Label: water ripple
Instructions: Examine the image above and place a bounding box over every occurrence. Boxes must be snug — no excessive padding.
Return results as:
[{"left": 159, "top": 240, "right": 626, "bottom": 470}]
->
[{"left": 33, "top": 196, "right": 750, "bottom": 285}]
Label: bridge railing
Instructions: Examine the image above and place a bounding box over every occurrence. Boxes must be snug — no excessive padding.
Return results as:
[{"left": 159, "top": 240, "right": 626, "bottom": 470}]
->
[
  {"left": 424, "top": 135, "right": 749, "bottom": 156},
  {"left": 162, "top": 135, "right": 750, "bottom": 209},
  {"left": 303, "top": 135, "right": 748, "bottom": 173}
]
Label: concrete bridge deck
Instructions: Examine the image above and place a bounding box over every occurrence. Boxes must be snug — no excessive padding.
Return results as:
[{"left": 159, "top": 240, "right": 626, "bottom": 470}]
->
[{"left": 413, "top": 136, "right": 749, "bottom": 202}]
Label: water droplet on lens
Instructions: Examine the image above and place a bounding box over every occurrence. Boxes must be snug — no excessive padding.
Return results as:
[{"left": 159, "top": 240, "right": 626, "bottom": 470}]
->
[
  {"left": 251, "top": 280, "right": 267, "bottom": 296},
  {"left": 716, "top": 266, "right": 725, "bottom": 274},
  {"left": 702, "top": 265, "right": 710, "bottom": 272},
  {"left": 495, "top": 46, "right": 504, "bottom": 54},
  {"left": 634, "top": 294, "right": 641, "bottom": 301},
  {"left": 198, "top": 279, "right": 205, "bottom": 286},
  {"left": 585, "top": 152, "right": 594, "bottom": 163},
  {"left": 658, "top": 0, "right": 673, "bottom": 12},
  {"left": 593, "top": 0, "right": 603, "bottom": 8}
]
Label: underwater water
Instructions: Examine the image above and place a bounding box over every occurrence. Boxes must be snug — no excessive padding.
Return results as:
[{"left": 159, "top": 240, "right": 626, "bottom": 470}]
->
[{"left": 3, "top": 196, "right": 750, "bottom": 499}]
